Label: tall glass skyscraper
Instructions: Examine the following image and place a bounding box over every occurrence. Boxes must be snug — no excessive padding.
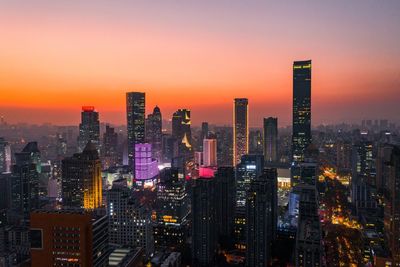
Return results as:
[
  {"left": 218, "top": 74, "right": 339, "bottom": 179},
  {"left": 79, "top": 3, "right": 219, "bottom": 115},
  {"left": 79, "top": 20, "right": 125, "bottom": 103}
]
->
[
  {"left": 126, "top": 92, "right": 145, "bottom": 172},
  {"left": 292, "top": 60, "right": 312, "bottom": 162},
  {"left": 263, "top": 117, "right": 278, "bottom": 163},
  {"left": 233, "top": 98, "right": 248, "bottom": 166}
]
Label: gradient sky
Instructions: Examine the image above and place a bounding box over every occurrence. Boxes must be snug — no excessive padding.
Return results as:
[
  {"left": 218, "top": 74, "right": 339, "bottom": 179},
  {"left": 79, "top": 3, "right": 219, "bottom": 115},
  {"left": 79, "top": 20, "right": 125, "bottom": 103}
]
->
[{"left": 1, "top": 0, "right": 399, "bottom": 126}]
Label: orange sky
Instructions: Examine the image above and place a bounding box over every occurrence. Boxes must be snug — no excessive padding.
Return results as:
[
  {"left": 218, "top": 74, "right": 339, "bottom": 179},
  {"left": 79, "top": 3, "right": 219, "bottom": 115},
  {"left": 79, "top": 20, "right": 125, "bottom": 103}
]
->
[{"left": 1, "top": 1, "right": 399, "bottom": 126}]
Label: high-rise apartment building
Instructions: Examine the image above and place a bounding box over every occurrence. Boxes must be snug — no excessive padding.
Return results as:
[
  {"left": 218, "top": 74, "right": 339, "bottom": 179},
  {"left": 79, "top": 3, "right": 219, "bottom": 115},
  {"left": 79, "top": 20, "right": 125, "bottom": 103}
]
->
[
  {"left": 292, "top": 60, "right": 312, "bottom": 162},
  {"left": 78, "top": 106, "right": 100, "bottom": 153},
  {"left": 233, "top": 98, "right": 249, "bottom": 166},
  {"left": 62, "top": 142, "right": 102, "bottom": 209},
  {"left": 263, "top": 117, "right": 278, "bottom": 163},
  {"left": 126, "top": 92, "right": 146, "bottom": 172}
]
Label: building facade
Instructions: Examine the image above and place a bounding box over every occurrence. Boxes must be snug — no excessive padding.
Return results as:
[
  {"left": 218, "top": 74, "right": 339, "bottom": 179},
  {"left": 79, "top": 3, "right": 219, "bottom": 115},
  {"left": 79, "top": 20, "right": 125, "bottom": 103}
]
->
[
  {"left": 126, "top": 92, "right": 146, "bottom": 172},
  {"left": 292, "top": 60, "right": 312, "bottom": 162},
  {"left": 233, "top": 98, "right": 249, "bottom": 166}
]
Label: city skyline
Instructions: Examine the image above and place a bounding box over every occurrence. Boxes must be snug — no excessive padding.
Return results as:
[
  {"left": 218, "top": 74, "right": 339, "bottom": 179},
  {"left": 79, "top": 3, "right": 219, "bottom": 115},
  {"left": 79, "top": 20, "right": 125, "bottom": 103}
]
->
[{"left": 1, "top": 1, "right": 400, "bottom": 126}]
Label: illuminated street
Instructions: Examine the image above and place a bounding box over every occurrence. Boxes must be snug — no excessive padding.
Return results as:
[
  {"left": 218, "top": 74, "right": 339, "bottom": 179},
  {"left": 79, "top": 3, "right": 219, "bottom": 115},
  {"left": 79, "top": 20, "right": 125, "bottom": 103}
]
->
[{"left": 320, "top": 168, "right": 363, "bottom": 266}]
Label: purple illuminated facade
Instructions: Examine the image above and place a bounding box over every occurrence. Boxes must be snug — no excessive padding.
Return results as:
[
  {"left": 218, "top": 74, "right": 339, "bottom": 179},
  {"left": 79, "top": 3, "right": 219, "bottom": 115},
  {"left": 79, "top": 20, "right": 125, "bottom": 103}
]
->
[{"left": 135, "top": 143, "right": 159, "bottom": 181}]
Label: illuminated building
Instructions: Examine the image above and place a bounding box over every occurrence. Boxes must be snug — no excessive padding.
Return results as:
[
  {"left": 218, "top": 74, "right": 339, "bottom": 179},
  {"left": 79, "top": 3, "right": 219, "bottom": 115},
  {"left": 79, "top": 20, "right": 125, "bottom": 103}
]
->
[
  {"left": 295, "top": 184, "right": 322, "bottom": 267},
  {"left": 233, "top": 98, "right": 248, "bottom": 166},
  {"left": 351, "top": 141, "right": 376, "bottom": 213},
  {"left": 277, "top": 168, "right": 291, "bottom": 207},
  {"left": 30, "top": 209, "right": 109, "bottom": 267},
  {"left": 77, "top": 106, "right": 100, "bottom": 153},
  {"left": 236, "top": 155, "right": 264, "bottom": 208},
  {"left": 154, "top": 169, "right": 189, "bottom": 250},
  {"left": 292, "top": 60, "right": 312, "bottom": 162},
  {"left": 106, "top": 183, "right": 154, "bottom": 258},
  {"left": 245, "top": 168, "right": 277, "bottom": 267},
  {"left": 126, "top": 92, "right": 146, "bottom": 173},
  {"left": 62, "top": 142, "right": 102, "bottom": 209},
  {"left": 234, "top": 154, "right": 264, "bottom": 250},
  {"left": 11, "top": 142, "right": 40, "bottom": 218},
  {"left": 146, "top": 106, "right": 162, "bottom": 163},
  {"left": 134, "top": 143, "right": 159, "bottom": 187},
  {"left": 0, "top": 137, "right": 11, "bottom": 173},
  {"left": 263, "top": 117, "right": 278, "bottom": 163},
  {"left": 172, "top": 109, "right": 192, "bottom": 156},
  {"left": 191, "top": 178, "right": 217, "bottom": 266},
  {"left": 102, "top": 125, "right": 119, "bottom": 169},
  {"left": 291, "top": 162, "right": 318, "bottom": 187},
  {"left": 203, "top": 138, "right": 217, "bottom": 167}
]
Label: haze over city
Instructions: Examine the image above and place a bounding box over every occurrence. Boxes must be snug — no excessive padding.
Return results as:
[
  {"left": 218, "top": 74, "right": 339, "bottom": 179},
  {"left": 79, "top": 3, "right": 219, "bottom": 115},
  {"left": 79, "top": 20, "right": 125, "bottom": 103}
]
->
[{"left": 1, "top": 0, "right": 400, "bottom": 126}]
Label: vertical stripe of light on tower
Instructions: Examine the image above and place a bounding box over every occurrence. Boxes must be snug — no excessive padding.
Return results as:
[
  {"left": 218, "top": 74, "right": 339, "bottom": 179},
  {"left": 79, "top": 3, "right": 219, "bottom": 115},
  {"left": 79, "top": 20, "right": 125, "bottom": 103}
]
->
[{"left": 233, "top": 98, "right": 249, "bottom": 166}]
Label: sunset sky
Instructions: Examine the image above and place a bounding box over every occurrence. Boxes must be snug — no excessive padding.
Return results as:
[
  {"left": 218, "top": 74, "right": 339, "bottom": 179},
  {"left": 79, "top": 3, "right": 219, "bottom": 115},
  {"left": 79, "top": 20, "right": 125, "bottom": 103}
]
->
[{"left": 1, "top": 0, "right": 399, "bottom": 126}]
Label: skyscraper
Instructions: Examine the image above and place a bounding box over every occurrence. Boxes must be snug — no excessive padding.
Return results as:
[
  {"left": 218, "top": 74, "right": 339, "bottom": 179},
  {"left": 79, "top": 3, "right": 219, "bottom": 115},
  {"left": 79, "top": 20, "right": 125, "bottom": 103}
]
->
[
  {"left": 215, "top": 167, "right": 236, "bottom": 240},
  {"left": 102, "top": 125, "right": 119, "bottom": 169},
  {"left": 106, "top": 182, "right": 154, "bottom": 257},
  {"left": 234, "top": 154, "right": 264, "bottom": 250},
  {"left": 191, "top": 178, "right": 217, "bottom": 266},
  {"left": 235, "top": 154, "right": 264, "bottom": 208},
  {"left": 233, "top": 98, "right": 248, "bottom": 166},
  {"left": 11, "top": 142, "right": 40, "bottom": 217},
  {"left": 126, "top": 92, "right": 146, "bottom": 172},
  {"left": 77, "top": 106, "right": 100, "bottom": 153},
  {"left": 203, "top": 138, "right": 217, "bottom": 167},
  {"left": 292, "top": 60, "right": 312, "bottom": 162},
  {"left": 0, "top": 138, "right": 11, "bottom": 173},
  {"left": 172, "top": 109, "right": 192, "bottom": 155},
  {"left": 295, "top": 184, "right": 322, "bottom": 267},
  {"left": 146, "top": 106, "right": 162, "bottom": 163},
  {"left": 30, "top": 210, "right": 109, "bottom": 267},
  {"left": 154, "top": 168, "right": 189, "bottom": 250},
  {"left": 245, "top": 168, "right": 277, "bottom": 267},
  {"left": 62, "top": 142, "right": 102, "bottom": 209},
  {"left": 263, "top": 117, "right": 278, "bottom": 163}
]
